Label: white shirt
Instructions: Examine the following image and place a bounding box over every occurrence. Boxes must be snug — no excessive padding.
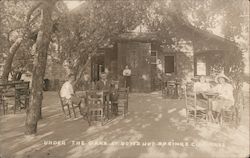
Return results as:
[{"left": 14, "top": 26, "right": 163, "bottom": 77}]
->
[
  {"left": 60, "top": 81, "right": 74, "bottom": 99},
  {"left": 123, "top": 69, "right": 131, "bottom": 76},
  {"left": 212, "top": 83, "right": 234, "bottom": 102}
]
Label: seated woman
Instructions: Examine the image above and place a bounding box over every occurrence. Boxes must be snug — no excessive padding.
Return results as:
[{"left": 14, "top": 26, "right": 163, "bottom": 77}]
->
[{"left": 211, "top": 74, "right": 234, "bottom": 115}]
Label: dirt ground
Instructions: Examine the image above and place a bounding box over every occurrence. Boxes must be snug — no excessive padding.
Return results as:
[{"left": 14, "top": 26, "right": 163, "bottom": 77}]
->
[{"left": 0, "top": 90, "right": 249, "bottom": 158}]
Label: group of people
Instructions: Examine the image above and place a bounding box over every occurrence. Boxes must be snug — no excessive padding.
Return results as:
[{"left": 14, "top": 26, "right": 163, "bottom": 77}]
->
[
  {"left": 193, "top": 74, "right": 235, "bottom": 120},
  {"left": 60, "top": 64, "right": 235, "bottom": 122},
  {"left": 59, "top": 65, "right": 132, "bottom": 117}
]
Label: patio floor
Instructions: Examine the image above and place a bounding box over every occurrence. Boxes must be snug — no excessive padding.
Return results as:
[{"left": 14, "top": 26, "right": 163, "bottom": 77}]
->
[{"left": 0, "top": 91, "right": 249, "bottom": 158}]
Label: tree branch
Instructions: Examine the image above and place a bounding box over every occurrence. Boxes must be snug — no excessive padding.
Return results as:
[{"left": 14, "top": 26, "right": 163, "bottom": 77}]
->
[
  {"left": 29, "top": 10, "right": 41, "bottom": 25},
  {"left": 26, "top": 2, "right": 42, "bottom": 24}
]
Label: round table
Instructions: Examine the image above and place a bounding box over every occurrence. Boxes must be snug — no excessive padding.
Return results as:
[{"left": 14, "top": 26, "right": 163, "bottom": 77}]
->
[{"left": 202, "top": 91, "right": 219, "bottom": 122}]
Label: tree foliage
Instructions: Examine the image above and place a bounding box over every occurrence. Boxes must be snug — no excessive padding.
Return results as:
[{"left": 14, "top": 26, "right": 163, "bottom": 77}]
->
[
  {"left": 2, "top": 0, "right": 247, "bottom": 82},
  {"left": 0, "top": 1, "right": 40, "bottom": 81},
  {"left": 55, "top": 0, "right": 152, "bottom": 85}
]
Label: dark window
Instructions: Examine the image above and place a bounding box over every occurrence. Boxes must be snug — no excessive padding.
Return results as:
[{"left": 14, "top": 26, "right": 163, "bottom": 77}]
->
[{"left": 165, "top": 56, "right": 175, "bottom": 73}]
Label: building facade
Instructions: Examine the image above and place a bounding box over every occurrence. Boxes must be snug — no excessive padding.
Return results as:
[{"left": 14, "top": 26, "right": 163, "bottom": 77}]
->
[{"left": 90, "top": 28, "right": 241, "bottom": 92}]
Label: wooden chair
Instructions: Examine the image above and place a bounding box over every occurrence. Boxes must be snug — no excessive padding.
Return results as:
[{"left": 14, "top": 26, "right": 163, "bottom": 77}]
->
[
  {"left": 161, "top": 81, "right": 167, "bottom": 98},
  {"left": 2, "top": 87, "right": 15, "bottom": 114},
  {"left": 234, "top": 89, "right": 245, "bottom": 126},
  {"left": 58, "top": 91, "right": 72, "bottom": 118},
  {"left": 116, "top": 87, "right": 129, "bottom": 117},
  {"left": 14, "top": 82, "right": 30, "bottom": 114},
  {"left": 111, "top": 80, "right": 119, "bottom": 89},
  {"left": 86, "top": 91, "right": 104, "bottom": 126},
  {"left": 167, "top": 80, "right": 176, "bottom": 98},
  {"left": 0, "top": 86, "right": 6, "bottom": 115},
  {"left": 219, "top": 90, "right": 244, "bottom": 127},
  {"left": 219, "top": 106, "right": 237, "bottom": 127},
  {"left": 184, "top": 83, "right": 207, "bottom": 123},
  {"left": 70, "top": 96, "right": 82, "bottom": 118},
  {"left": 0, "top": 90, "right": 7, "bottom": 115}
]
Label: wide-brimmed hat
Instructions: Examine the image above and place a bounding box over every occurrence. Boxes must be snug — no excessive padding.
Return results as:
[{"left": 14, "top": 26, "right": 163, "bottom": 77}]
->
[{"left": 215, "top": 74, "right": 230, "bottom": 83}]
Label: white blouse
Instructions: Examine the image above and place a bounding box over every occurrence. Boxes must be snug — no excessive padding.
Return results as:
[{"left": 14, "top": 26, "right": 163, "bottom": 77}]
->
[
  {"left": 123, "top": 69, "right": 131, "bottom": 76},
  {"left": 212, "top": 83, "right": 234, "bottom": 102}
]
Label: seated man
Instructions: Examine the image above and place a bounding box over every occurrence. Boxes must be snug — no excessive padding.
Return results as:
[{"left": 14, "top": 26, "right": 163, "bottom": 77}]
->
[
  {"left": 96, "top": 73, "right": 111, "bottom": 91},
  {"left": 96, "top": 73, "right": 119, "bottom": 116},
  {"left": 211, "top": 74, "right": 234, "bottom": 117},
  {"left": 110, "top": 82, "right": 119, "bottom": 116},
  {"left": 60, "top": 74, "right": 86, "bottom": 115},
  {"left": 94, "top": 73, "right": 110, "bottom": 104}
]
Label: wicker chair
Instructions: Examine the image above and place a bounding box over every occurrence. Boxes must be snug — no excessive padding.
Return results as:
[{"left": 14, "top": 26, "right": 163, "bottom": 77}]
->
[
  {"left": 219, "top": 89, "right": 244, "bottom": 127},
  {"left": 184, "top": 83, "right": 207, "bottom": 123},
  {"left": 116, "top": 87, "right": 129, "bottom": 116},
  {"left": 14, "top": 82, "right": 30, "bottom": 113},
  {"left": 85, "top": 90, "right": 104, "bottom": 126},
  {"left": 167, "top": 80, "right": 176, "bottom": 98},
  {"left": 58, "top": 91, "right": 72, "bottom": 118}
]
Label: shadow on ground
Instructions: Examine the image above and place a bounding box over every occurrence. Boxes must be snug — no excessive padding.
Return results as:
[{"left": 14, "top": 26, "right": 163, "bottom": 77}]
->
[{"left": 0, "top": 92, "right": 249, "bottom": 158}]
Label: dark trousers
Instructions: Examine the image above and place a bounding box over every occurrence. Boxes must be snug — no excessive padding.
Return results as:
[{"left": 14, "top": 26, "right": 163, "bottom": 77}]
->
[
  {"left": 111, "top": 92, "right": 118, "bottom": 115},
  {"left": 124, "top": 76, "right": 131, "bottom": 89}
]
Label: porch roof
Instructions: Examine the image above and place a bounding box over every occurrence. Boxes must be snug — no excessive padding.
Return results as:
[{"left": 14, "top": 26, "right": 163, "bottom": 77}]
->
[
  {"left": 115, "top": 32, "right": 158, "bottom": 42},
  {"left": 194, "top": 50, "right": 226, "bottom": 55},
  {"left": 172, "top": 15, "right": 240, "bottom": 52}
]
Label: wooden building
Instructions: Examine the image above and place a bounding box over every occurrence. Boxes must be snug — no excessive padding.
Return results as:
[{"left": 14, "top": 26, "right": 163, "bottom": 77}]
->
[{"left": 90, "top": 26, "right": 241, "bottom": 93}]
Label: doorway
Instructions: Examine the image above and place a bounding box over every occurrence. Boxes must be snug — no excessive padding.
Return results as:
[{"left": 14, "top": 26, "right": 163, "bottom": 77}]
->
[{"left": 91, "top": 54, "right": 105, "bottom": 81}]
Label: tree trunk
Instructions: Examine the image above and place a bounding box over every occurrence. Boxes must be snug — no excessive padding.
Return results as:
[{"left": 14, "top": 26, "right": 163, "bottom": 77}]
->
[
  {"left": 1, "top": 38, "right": 23, "bottom": 82},
  {"left": 25, "top": 0, "right": 55, "bottom": 135}
]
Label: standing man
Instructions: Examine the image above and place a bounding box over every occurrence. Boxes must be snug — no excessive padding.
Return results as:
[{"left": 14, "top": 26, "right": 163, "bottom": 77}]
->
[{"left": 123, "top": 65, "right": 131, "bottom": 90}]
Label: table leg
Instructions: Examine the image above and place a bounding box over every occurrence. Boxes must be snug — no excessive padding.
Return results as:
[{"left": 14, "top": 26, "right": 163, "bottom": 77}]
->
[
  {"left": 207, "top": 98, "right": 214, "bottom": 122},
  {"left": 2, "top": 99, "right": 6, "bottom": 115},
  {"left": 175, "top": 84, "right": 180, "bottom": 99},
  {"left": 106, "top": 101, "right": 110, "bottom": 120},
  {"left": 105, "top": 95, "right": 110, "bottom": 120}
]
